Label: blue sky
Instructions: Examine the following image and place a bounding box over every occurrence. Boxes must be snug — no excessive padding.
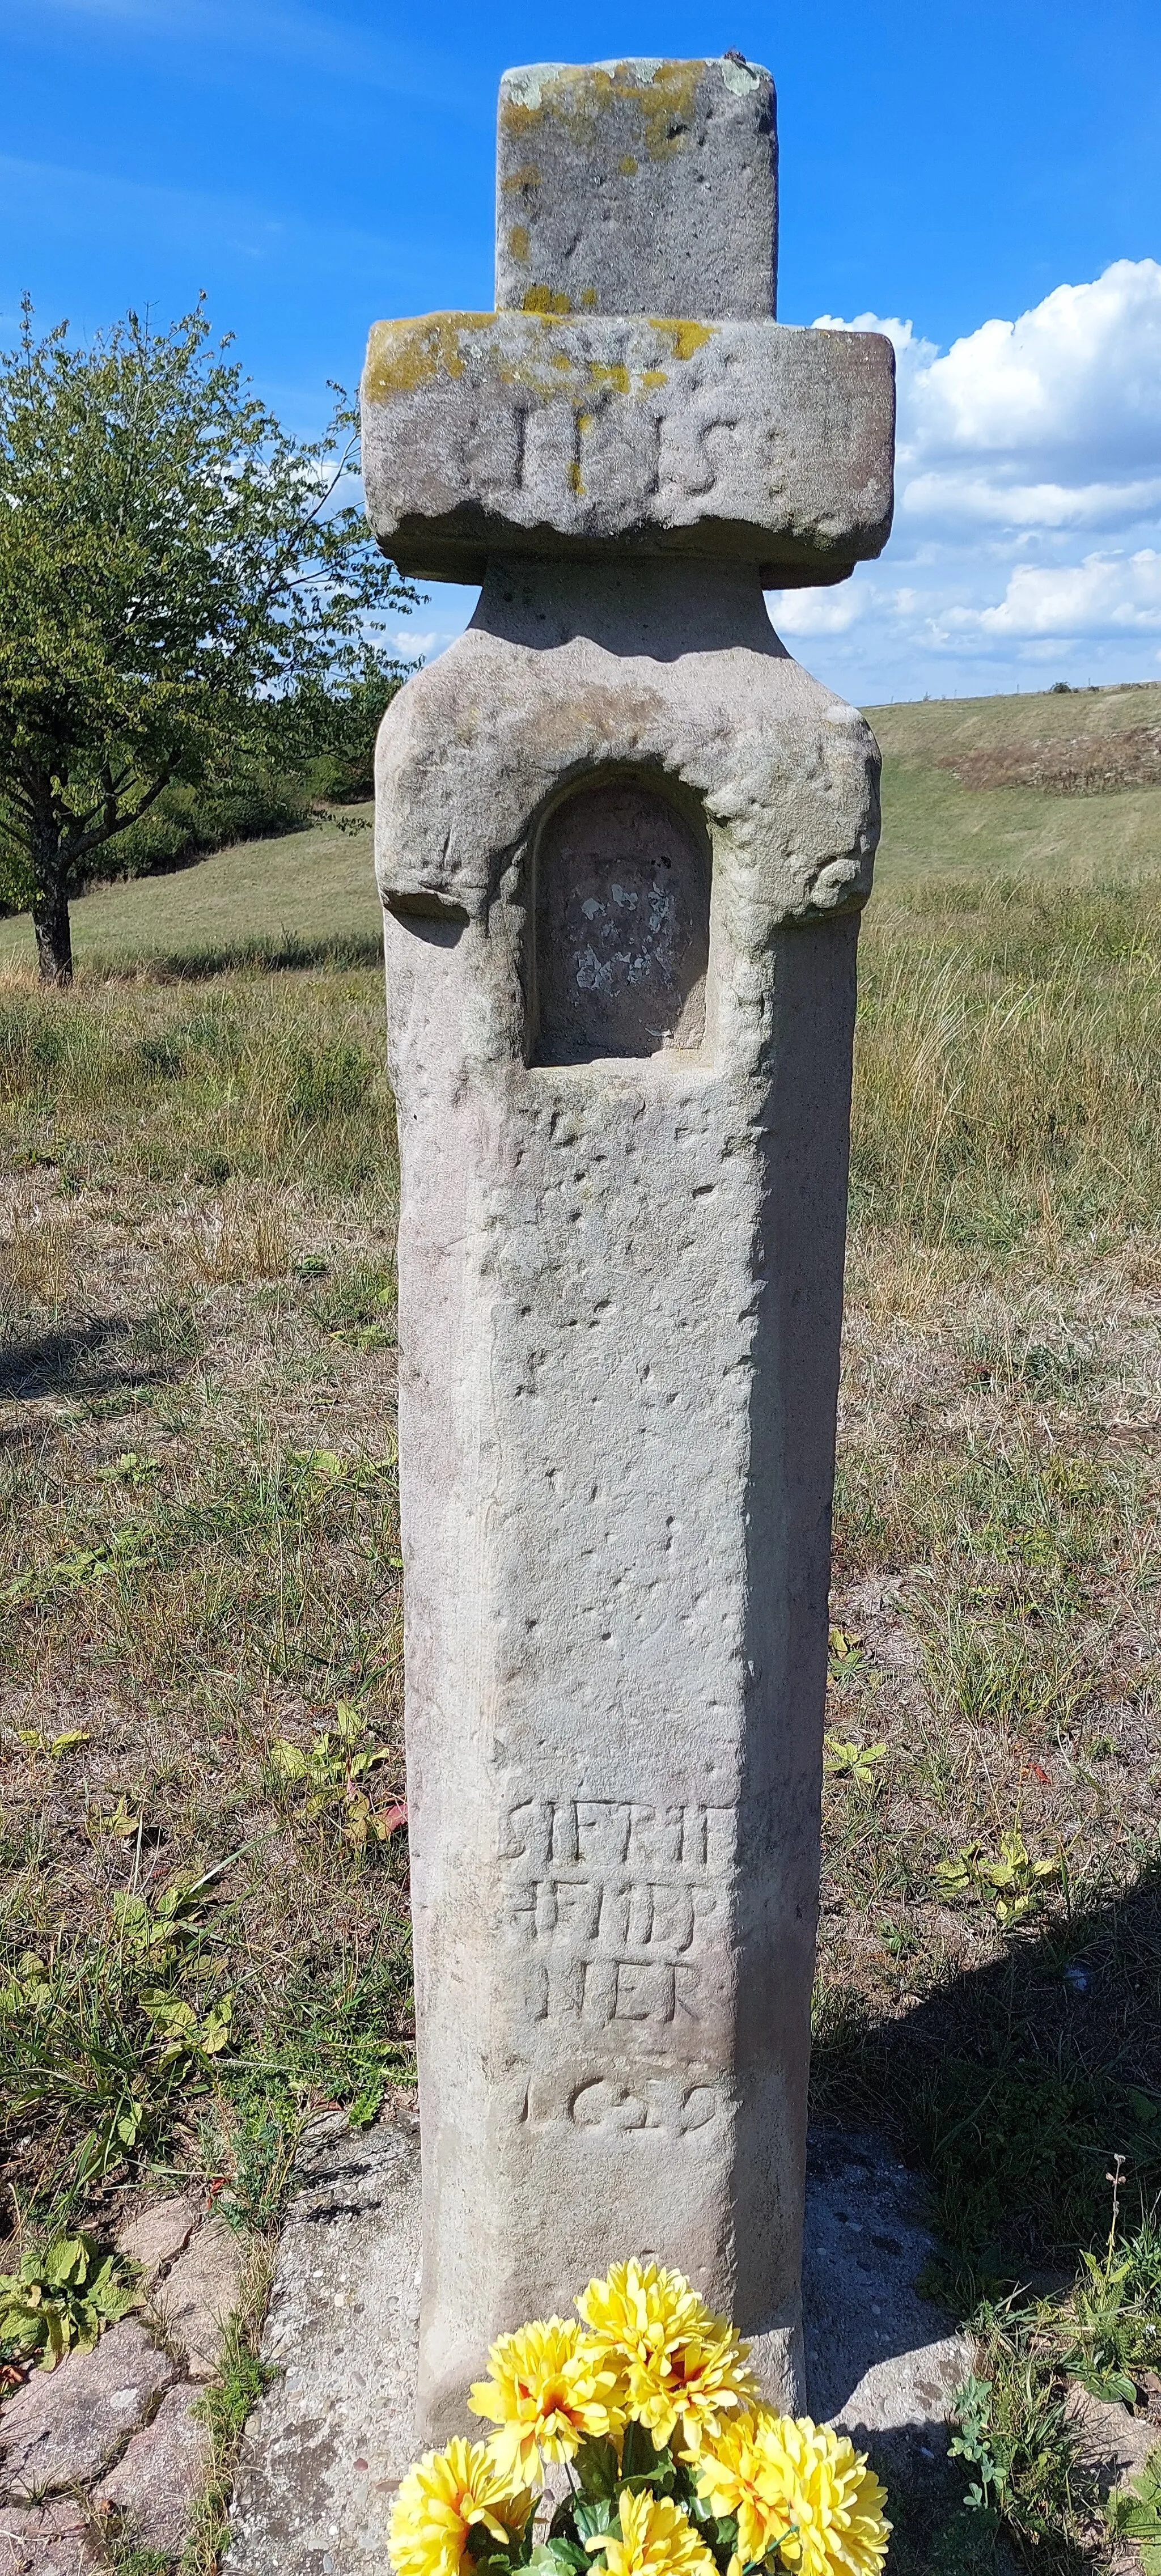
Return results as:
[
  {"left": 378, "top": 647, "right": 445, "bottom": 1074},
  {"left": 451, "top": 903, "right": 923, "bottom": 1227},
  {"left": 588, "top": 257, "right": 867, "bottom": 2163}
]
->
[{"left": 3, "top": 0, "right": 1160, "bottom": 704}]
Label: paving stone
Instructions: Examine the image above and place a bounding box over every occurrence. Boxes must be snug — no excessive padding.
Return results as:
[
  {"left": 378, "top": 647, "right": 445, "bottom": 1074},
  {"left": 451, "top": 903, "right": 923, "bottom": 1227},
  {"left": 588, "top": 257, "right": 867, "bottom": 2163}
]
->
[
  {"left": 0, "top": 2320, "right": 176, "bottom": 2500},
  {"left": 223, "top": 2113, "right": 420, "bottom": 2575},
  {"left": 0, "top": 2499, "right": 103, "bottom": 2574},
  {"left": 803, "top": 2130, "right": 976, "bottom": 2482},
  {"left": 96, "top": 2380, "right": 212, "bottom": 2554},
  {"left": 1065, "top": 2382, "right": 1161, "bottom": 2496},
  {"left": 158, "top": 2215, "right": 247, "bottom": 2379},
  {"left": 116, "top": 2193, "right": 199, "bottom": 2283}
]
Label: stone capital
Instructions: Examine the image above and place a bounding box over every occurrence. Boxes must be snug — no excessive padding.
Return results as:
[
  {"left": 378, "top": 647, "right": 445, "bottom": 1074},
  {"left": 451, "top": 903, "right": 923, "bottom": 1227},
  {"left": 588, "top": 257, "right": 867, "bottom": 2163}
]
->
[{"left": 361, "top": 313, "right": 895, "bottom": 584}]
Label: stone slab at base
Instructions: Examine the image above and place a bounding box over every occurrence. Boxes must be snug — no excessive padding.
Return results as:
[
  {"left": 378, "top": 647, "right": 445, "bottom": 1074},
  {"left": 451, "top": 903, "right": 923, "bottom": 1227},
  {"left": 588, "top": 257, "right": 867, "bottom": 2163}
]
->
[
  {"left": 223, "top": 2113, "right": 421, "bottom": 2576},
  {"left": 223, "top": 2117, "right": 973, "bottom": 2575}
]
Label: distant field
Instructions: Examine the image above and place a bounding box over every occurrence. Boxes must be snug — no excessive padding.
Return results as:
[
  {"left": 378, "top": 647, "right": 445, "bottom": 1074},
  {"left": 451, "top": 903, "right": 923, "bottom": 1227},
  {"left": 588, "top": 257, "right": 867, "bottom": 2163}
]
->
[
  {"left": 0, "top": 806, "right": 381, "bottom": 976},
  {"left": 2, "top": 683, "right": 1159, "bottom": 976}
]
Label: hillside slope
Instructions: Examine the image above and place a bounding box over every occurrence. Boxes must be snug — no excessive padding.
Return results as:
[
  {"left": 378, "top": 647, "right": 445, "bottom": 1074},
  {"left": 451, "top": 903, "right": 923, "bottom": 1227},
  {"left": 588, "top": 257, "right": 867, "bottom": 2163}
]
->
[{"left": 867, "top": 680, "right": 1161, "bottom": 887}]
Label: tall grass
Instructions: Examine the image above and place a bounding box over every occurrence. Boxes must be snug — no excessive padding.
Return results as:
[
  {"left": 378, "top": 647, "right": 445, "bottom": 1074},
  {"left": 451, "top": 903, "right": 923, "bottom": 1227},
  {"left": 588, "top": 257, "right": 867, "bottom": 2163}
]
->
[
  {"left": 0, "top": 968, "right": 393, "bottom": 1198},
  {"left": 854, "top": 879, "right": 1161, "bottom": 1243}
]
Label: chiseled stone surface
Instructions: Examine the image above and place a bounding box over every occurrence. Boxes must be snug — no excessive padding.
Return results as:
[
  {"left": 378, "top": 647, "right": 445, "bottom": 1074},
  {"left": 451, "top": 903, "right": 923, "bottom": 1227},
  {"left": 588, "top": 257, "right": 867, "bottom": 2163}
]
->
[
  {"left": 116, "top": 2193, "right": 198, "bottom": 2283},
  {"left": 96, "top": 2381, "right": 212, "bottom": 2554},
  {"left": 223, "top": 2113, "right": 421, "bottom": 2576},
  {"left": 158, "top": 2214, "right": 247, "bottom": 2380},
  {"left": 376, "top": 558, "right": 878, "bottom": 2437},
  {"left": 361, "top": 311, "right": 894, "bottom": 585},
  {"left": 0, "top": 2320, "right": 176, "bottom": 2500},
  {"left": 495, "top": 58, "right": 778, "bottom": 321}
]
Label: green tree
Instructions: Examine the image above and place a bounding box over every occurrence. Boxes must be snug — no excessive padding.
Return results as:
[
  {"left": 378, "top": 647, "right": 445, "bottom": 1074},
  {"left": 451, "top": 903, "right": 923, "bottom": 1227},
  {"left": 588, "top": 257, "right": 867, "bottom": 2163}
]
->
[{"left": 0, "top": 296, "right": 416, "bottom": 981}]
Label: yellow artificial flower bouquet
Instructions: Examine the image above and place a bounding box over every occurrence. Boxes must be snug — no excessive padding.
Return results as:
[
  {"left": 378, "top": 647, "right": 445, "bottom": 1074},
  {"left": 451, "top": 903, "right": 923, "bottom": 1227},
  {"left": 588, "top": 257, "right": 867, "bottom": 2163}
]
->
[{"left": 389, "top": 2261, "right": 889, "bottom": 2576}]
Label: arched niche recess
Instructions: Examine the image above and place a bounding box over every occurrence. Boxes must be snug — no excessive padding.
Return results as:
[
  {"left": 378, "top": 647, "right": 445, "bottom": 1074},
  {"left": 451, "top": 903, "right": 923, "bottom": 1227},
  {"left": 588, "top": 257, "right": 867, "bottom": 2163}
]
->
[{"left": 531, "top": 776, "right": 711, "bottom": 1066}]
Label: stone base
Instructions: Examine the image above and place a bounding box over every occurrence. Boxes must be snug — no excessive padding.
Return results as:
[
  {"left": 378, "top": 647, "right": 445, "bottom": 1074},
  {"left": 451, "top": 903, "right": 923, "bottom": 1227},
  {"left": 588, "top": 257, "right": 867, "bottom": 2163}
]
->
[
  {"left": 224, "top": 2116, "right": 974, "bottom": 2575},
  {"left": 223, "top": 2113, "right": 421, "bottom": 2576}
]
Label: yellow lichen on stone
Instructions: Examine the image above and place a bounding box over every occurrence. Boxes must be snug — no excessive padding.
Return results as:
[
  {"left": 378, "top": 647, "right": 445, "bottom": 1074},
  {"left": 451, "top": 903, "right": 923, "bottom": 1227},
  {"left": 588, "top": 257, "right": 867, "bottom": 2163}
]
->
[
  {"left": 618, "top": 154, "right": 638, "bottom": 175},
  {"left": 363, "top": 313, "right": 492, "bottom": 403},
  {"left": 649, "top": 319, "right": 715, "bottom": 359},
  {"left": 501, "top": 163, "right": 541, "bottom": 191},
  {"left": 501, "top": 59, "right": 705, "bottom": 162},
  {"left": 588, "top": 361, "right": 630, "bottom": 395},
  {"left": 507, "top": 224, "right": 530, "bottom": 261},
  {"left": 639, "top": 369, "right": 668, "bottom": 389},
  {"left": 523, "top": 285, "right": 573, "bottom": 314},
  {"left": 580, "top": 289, "right": 598, "bottom": 308}
]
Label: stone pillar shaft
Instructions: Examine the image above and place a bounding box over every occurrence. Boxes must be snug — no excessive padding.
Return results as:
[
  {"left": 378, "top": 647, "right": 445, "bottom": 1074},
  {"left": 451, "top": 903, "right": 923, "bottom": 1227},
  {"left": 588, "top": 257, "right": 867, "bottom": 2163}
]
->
[{"left": 362, "top": 58, "right": 895, "bottom": 2440}]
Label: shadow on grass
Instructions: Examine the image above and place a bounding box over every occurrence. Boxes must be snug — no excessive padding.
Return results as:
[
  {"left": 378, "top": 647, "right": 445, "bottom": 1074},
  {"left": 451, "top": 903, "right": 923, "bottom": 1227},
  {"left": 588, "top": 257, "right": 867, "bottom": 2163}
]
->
[
  {"left": 811, "top": 1857, "right": 1161, "bottom": 2306},
  {"left": 81, "top": 931, "right": 384, "bottom": 982},
  {"left": 0, "top": 1305, "right": 198, "bottom": 1409}
]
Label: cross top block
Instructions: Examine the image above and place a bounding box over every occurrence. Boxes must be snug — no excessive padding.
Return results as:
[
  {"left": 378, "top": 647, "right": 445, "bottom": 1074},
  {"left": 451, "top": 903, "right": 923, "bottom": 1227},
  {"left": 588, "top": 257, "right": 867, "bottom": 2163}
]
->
[
  {"left": 495, "top": 57, "right": 777, "bottom": 321},
  {"left": 361, "top": 57, "right": 895, "bottom": 588}
]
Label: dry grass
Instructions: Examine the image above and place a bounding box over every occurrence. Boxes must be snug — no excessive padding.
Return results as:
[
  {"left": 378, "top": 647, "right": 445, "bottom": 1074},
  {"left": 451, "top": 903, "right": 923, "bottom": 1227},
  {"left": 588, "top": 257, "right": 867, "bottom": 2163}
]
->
[{"left": 0, "top": 963, "right": 411, "bottom": 2242}]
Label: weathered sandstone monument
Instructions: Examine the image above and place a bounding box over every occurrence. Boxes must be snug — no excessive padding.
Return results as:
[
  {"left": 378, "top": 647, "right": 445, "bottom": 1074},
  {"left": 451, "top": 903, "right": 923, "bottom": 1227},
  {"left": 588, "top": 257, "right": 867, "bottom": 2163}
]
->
[{"left": 362, "top": 56, "right": 895, "bottom": 2438}]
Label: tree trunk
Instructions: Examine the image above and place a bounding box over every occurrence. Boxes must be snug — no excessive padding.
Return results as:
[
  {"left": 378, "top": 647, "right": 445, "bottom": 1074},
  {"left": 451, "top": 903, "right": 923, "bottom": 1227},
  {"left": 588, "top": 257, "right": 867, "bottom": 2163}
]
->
[{"left": 31, "top": 855, "right": 74, "bottom": 985}]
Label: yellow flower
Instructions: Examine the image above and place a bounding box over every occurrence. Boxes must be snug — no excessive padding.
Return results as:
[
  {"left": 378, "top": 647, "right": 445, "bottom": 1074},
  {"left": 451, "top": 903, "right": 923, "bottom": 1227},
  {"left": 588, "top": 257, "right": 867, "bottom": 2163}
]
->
[
  {"left": 388, "top": 2439, "right": 532, "bottom": 2576},
  {"left": 468, "top": 2317, "right": 622, "bottom": 2486},
  {"left": 697, "top": 2414, "right": 889, "bottom": 2576},
  {"left": 589, "top": 2487, "right": 718, "bottom": 2576},
  {"left": 577, "top": 2261, "right": 757, "bottom": 2455}
]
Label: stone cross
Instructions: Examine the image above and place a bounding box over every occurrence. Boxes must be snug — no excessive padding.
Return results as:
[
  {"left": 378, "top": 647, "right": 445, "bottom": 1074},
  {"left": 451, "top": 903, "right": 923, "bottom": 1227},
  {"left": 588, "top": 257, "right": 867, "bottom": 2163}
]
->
[{"left": 362, "top": 57, "right": 895, "bottom": 2439}]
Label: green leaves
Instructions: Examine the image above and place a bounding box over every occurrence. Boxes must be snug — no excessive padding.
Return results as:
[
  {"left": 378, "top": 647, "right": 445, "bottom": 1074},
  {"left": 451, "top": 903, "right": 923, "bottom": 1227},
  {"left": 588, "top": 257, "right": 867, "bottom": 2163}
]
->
[
  {"left": 0, "top": 2231, "right": 136, "bottom": 2370},
  {"left": 0, "top": 294, "right": 416, "bottom": 974},
  {"left": 1108, "top": 2447, "right": 1161, "bottom": 2573},
  {"left": 934, "top": 1828, "right": 1062, "bottom": 1925},
  {"left": 268, "top": 1704, "right": 406, "bottom": 1852},
  {"left": 823, "top": 1736, "right": 888, "bottom": 1787}
]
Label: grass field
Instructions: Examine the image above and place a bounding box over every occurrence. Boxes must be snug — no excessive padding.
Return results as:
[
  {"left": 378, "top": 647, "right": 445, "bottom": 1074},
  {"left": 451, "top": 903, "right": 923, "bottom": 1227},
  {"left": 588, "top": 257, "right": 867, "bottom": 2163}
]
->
[{"left": 2, "top": 681, "right": 1160, "bottom": 2571}]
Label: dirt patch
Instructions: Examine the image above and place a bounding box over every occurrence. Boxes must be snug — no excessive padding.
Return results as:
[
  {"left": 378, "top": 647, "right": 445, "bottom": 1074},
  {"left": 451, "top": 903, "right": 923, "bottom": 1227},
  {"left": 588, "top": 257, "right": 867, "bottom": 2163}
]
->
[{"left": 939, "top": 726, "right": 1161, "bottom": 795}]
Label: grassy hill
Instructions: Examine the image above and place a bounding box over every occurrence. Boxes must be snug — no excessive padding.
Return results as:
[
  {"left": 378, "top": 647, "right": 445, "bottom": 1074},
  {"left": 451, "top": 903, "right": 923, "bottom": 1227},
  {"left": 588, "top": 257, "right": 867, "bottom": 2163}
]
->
[
  {"left": 0, "top": 807, "right": 382, "bottom": 977},
  {"left": 2, "top": 680, "right": 1159, "bottom": 976},
  {"left": 868, "top": 677, "right": 1161, "bottom": 889}
]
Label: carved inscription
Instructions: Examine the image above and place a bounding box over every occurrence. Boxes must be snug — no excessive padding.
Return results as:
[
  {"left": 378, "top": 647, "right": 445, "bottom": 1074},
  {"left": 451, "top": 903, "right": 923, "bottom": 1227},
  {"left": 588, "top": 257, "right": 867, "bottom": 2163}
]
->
[{"left": 499, "top": 1796, "right": 735, "bottom": 2035}]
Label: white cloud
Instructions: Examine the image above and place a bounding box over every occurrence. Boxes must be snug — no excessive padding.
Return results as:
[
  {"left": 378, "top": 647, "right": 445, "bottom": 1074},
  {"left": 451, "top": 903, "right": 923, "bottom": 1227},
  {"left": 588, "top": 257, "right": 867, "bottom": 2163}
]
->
[
  {"left": 945, "top": 549, "right": 1161, "bottom": 639},
  {"left": 769, "top": 260, "right": 1161, "bottom": 698}
]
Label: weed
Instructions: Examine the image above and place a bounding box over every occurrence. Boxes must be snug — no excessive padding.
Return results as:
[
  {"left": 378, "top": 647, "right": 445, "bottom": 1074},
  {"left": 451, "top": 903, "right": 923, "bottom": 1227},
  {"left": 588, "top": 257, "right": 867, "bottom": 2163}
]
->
[
  {"left": 1107, "top": 2447, "right": 1161, "bottom": 2571},
  {"left": 823, "top": 1736, "right": 888, "bottom": 1787},
  {"left": 935, "top": 1828, "right": 1063, "bottom": 1926},
  {"left": 287, "top": 1039, "right": 370, "bottom": 1125},
  {"left": 268, "top": 1702, "right": 407, "bottom": 1852},
  {"left": 0, "top": 1874, "right": 236, "bottom": 2205},
  {"left": 308, "top": 1255, "right": 396, "bottom": 1345},
  {"left": 184, "top": 2245, "right": 275, "bottom": 2576},
  {"left": 950, "top": 2354, "right": 1083, "bottom": 2558},
  {"left": 0, "top": 2230, "right": 137, "bottom": 2367},
  {"left": 827, "top": 1625, "right": 875, "bottom": 1685}
]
